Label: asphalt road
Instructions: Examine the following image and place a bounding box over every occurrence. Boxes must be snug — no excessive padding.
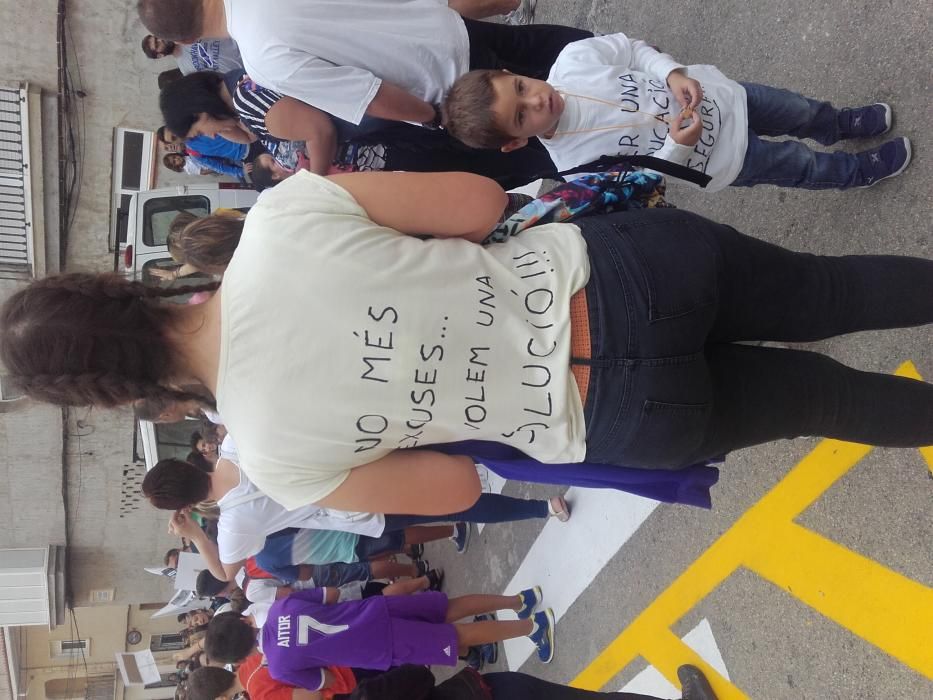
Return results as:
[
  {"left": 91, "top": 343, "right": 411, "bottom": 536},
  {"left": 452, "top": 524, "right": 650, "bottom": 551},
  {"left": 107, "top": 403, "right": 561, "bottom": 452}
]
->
[{"left": 426, "top": 2, "right": 932, "bottom": 698}]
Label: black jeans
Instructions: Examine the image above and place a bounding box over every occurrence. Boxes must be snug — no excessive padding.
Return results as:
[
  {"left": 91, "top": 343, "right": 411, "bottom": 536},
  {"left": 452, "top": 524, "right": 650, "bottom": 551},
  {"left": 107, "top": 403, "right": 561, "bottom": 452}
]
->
[
  {"left": 485, "top": 672, "right": 664, "bottom": 700},
  {"left": 578, "top": 208, "right": 933, "bottom": 468},
  {"left": 463, "top": 17, "right": 593, "bottom": 79}
]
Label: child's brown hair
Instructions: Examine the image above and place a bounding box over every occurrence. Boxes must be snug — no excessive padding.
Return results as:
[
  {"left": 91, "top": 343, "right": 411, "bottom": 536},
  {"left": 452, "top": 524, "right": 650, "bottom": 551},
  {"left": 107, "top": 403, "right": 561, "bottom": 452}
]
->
[{"left": 442, "top": 69, "right": 514, "bottom": 149}]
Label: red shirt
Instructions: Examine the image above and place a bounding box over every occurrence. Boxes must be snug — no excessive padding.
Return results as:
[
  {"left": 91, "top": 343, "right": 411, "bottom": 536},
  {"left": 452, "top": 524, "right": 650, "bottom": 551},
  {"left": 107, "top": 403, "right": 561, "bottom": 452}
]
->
[{"left": 237, "top": 653, "right": 355, "bottom": 700}]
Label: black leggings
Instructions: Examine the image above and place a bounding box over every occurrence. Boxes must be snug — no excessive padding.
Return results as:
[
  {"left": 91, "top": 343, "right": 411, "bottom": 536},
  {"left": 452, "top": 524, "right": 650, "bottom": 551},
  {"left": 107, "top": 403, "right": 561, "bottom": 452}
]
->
[
  {"left": 485, "top": 672, "right": 667, "bottom": 700},
  {"left": 578, "top": 208, "right": 933, "bottom": 468},
  {"left": 463, "top": 17, "right": 593, "bottom": 79},
  {"left": 351, "top": 122, "right": 557, "bottom": 190}
]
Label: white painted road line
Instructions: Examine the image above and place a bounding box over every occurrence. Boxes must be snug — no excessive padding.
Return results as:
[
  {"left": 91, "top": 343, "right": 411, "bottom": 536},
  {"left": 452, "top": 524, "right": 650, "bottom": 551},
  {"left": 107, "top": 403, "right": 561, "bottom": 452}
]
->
[
  {"left": 500, "top": 486, "right": 661, "bottom": 670},
  {"left": 620, "top": 618, "right": 730, "bottom": 697}
]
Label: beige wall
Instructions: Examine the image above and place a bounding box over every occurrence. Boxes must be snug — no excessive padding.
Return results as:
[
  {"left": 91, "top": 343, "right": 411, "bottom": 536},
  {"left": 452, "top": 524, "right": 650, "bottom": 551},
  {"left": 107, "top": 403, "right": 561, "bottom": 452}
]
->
[{"left": 20, "top": 604, "right": 183, "bottom": 700}]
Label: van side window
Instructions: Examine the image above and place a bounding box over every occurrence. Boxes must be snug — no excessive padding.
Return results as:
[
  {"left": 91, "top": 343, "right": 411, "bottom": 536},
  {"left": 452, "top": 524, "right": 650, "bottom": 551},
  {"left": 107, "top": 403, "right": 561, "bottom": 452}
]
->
[
  {"left": 153, "top": 419, "right": 201, "bottom": 463},
  {"left": 142, "top": 195, "right": 210, "bottom": 246}
]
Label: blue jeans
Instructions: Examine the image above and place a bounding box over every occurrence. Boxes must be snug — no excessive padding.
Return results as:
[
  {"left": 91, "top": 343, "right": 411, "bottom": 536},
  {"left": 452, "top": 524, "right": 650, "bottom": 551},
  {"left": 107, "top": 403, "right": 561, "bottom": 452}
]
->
[
  {"left": 731, "top": 82, "right": 859, "bottom": 189},
  {"left": 382, "top": 493, "right": 549, "bottom": 531},
  {"left": 355, "top": 531, "right": 406, "bottom": 560}
]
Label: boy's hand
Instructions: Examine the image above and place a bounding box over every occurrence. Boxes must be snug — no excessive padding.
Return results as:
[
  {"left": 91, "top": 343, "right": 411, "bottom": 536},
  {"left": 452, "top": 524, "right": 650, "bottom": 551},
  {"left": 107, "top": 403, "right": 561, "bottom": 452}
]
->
[
  {"left": 668, "top": 109, "right": 702, "bottom": 146},
  {"left": 666, "top": 70, "right": 704, "bottom": 109}
]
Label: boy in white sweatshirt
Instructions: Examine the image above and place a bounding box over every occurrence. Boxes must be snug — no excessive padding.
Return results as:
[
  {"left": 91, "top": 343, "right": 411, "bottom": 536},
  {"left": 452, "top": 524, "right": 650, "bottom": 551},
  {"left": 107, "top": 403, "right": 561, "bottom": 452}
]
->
[{"left": 442, "top": 33, "right": 910, "bottom": 191}]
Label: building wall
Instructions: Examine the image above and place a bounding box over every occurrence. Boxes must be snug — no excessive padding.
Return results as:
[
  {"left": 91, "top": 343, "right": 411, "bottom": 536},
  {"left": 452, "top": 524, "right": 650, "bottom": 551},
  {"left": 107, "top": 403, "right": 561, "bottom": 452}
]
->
[
  {"left": 0, "top": 404, "right": 66, "bottom": 548},
  {"left": 0, "top": 2, "right": 221, "bottom": 605},
  {"left": 19, "top": 604, "right": 182, "bottom": 700}
]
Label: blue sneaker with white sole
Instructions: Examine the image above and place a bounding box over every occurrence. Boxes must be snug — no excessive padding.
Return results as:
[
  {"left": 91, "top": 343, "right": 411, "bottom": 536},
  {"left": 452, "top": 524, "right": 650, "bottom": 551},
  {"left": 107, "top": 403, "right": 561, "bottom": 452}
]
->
[
  {"left": 853, "top": 137, "right": 911, "bottom": 188},
  {"left": 450, "top": 521, "right": 471, "bottom": 554},
  {"left": 527, "top": 608, "right": 556, "bottom": 664},
  {"left": 516, "top": 586, "right": 542, "bottom": 620},
  {"left": 839, "top": 103, "right": 892, "bottom": 139}
]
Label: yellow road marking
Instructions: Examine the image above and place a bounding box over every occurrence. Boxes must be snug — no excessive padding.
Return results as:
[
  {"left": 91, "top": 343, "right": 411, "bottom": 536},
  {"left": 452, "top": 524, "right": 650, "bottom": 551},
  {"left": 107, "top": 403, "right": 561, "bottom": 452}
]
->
[{"left": 572, "top": 361, "right": 933, "bottom": 697}]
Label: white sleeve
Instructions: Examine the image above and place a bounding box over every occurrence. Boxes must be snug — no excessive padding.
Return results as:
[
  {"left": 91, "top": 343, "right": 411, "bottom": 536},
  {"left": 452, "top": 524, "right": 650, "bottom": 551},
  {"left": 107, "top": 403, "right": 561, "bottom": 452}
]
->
[
  {"left": 217, "top": 527, "right": 268, "bottom": 563},
  {"left": 219, "top": 434, "right": 239, "bottom": 463},
  {"left": 245, "top": 579, "right": 281, "bottom": 605},
  {"left": 335, "top": 581, "right": 364, "bottom": 602},
  {"left": 261, "top": 51, "right": 383, "bottom": 125},
  {"left": 552, "top": 33, "right": 685, "bottom": 83},
  {"left": 652, "top": 135, "right": 695, "bottom": 166}
]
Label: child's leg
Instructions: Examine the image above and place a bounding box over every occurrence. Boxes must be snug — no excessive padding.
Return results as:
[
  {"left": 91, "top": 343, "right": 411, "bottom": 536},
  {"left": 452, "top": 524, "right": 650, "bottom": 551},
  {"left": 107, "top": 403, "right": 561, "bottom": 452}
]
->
[
  {"left": 740, "top": 82, "right": 842, "bottom": 145},
  {"left": 382, "top": 576, "right": 430, "bottom": 596},
  {"left": 731, "top": 129, "right": 859, "bottom": 189},
  {"left": 382, "top": 493, "right": 550, "bottom": 530},
  {"left": 369, "top": 560, "right": 420, "bottom": 579},
  {"left": 403, "top": 525, "right": 455, "bottom": 545},
  {"left": 446, "top": 594, "right": 521, "bottom": 621},
  {"left": 455, "top": 618, "right": 533, "bottom": 649}
]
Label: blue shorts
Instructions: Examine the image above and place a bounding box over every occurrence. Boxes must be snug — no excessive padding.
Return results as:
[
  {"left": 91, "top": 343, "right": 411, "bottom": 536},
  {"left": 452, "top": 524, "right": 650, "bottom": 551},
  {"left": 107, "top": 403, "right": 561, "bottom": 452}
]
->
[
  {"left": 308, "top": 562, "right": 373, "bottom": 587},
  {"left": 354, "top": 531, "right": 405, "bottom": 560}
]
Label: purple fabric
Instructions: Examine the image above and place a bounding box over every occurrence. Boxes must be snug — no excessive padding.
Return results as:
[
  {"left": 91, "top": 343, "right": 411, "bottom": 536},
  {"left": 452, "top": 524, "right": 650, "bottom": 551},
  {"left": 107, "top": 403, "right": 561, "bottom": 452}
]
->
[
  {"left": 263, "top": 588, "right": 394, "bottom": 689},
  {"left": 428, "top": 441, "right": 721, "bottom": 509}
]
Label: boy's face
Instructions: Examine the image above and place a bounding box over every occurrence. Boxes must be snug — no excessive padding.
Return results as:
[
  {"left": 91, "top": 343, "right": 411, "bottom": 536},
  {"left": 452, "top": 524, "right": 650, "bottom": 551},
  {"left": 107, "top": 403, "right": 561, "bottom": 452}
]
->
[{"left": 490, "top": 72, "right": 564, "bottom": 152}]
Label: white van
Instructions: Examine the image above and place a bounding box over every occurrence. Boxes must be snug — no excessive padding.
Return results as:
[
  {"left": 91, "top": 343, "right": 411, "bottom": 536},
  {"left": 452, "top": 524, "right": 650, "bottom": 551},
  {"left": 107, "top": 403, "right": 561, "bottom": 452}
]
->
[
  {"left": 120, "top": 183, "right": 259, "bottom": 469},
  {"left": 119, "top": 182, "right": 258, "bottom": 282}
]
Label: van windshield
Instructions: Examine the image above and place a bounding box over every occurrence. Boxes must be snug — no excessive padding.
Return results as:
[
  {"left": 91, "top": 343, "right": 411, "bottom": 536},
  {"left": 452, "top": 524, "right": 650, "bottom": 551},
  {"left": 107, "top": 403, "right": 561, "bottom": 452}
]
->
[{"left": 142, "top": 195, "right": 210, "bottom": 246}]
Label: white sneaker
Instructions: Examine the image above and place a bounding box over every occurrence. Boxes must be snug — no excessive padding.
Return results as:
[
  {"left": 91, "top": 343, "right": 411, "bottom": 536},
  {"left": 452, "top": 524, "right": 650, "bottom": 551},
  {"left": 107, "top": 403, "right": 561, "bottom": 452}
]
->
[{"left": 505, "top": 0, "right": 537, "bottom": 25}]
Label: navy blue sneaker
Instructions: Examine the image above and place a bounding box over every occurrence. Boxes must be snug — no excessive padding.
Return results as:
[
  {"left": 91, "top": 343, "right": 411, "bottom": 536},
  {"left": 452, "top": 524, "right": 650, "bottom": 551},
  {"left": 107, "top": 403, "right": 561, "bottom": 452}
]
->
[
  {"left": 450, "top": 521, "right": 471, "bottom": 554},
  {"left": 516, "top": 586, "right": 542, "bottom": 620},
  {"left": 463, "top": 646, "right": 484, "bottom": 670},
  {"left": 854, "top": 137, "right": 911, "bottom": 188},
  {"left": 527, "top": 608, "right": 555, "bottom": 664},
  {"left": 838, "top": 103, "right": 892, "bottom": 139}
]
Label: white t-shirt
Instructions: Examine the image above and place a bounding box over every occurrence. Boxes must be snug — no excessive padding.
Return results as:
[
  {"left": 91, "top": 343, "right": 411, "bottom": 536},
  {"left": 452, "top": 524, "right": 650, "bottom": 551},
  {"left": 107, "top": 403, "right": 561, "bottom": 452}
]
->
[
  {"left": 216, "top": 466, "right": 385, "bottom": 562},
  {"left": 235, "top": 569, "right": 285, "bottom": 604},
  {"left": 175, "top": 38, "right": 244, "bottom": 75},
  {"left": 543, "top": 33, "right": 748, "bottom": 191},
  {"left": 245, "top": 601, "right": 272, "bottom": 630},
  {"left": 222, "top": 0, "right": 470, "bottom": 125},
  {"left": 217, "top": 172, "right": 590, "bottom": 509}
]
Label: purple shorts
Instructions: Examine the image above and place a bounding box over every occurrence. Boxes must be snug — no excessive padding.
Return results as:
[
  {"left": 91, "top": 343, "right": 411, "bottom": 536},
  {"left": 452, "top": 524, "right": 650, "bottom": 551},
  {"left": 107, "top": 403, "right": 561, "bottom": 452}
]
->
[{"left": 384, "top": 591, "right": 458, "bottom": 667}]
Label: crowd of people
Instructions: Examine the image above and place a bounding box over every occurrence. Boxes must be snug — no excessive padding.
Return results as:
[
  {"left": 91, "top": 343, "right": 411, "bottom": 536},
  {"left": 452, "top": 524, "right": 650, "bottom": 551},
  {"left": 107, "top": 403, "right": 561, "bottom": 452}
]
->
[{"left": 2, "top": 1, "right": 929, "bottom": 699}]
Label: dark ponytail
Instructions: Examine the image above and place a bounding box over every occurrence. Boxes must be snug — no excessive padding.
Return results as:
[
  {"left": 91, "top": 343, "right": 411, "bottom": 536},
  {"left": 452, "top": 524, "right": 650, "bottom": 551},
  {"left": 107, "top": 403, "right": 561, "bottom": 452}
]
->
[{"left": 1, "top": 273, "right": 219, "bottom": 408}]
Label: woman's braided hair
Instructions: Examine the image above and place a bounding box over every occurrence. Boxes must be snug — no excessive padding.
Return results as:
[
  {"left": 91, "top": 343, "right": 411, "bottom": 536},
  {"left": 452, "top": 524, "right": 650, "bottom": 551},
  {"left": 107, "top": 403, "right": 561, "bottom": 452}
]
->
[{"left": 0, "top": 273, "right": 219, "bottom": 408}]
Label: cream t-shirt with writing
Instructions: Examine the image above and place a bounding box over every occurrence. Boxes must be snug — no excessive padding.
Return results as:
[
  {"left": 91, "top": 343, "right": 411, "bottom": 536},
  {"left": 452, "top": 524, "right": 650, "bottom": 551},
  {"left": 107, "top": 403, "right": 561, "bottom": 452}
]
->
[{"left": 216, "top": 172, "right": 590, "bottom": 509}]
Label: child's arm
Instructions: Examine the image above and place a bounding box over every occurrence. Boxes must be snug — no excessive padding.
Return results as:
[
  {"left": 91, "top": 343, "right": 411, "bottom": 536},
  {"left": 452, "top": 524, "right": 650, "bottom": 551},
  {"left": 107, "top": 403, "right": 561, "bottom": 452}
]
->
[
  {"left": 364, "top": 81, "right": 437, "bottom": 125},
  {"left": 556, "top": 33, "right": 683, "bottom": 81},
  {"left": 555, "top": 32, "right": 702, "bottom": 109}
]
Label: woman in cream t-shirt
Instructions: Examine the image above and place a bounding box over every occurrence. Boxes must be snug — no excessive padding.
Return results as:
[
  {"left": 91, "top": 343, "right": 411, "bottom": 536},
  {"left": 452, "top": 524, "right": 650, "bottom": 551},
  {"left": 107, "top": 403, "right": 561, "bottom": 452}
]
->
[{"left": 5, "top": 170, "right": 933, "bottom": 515}]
